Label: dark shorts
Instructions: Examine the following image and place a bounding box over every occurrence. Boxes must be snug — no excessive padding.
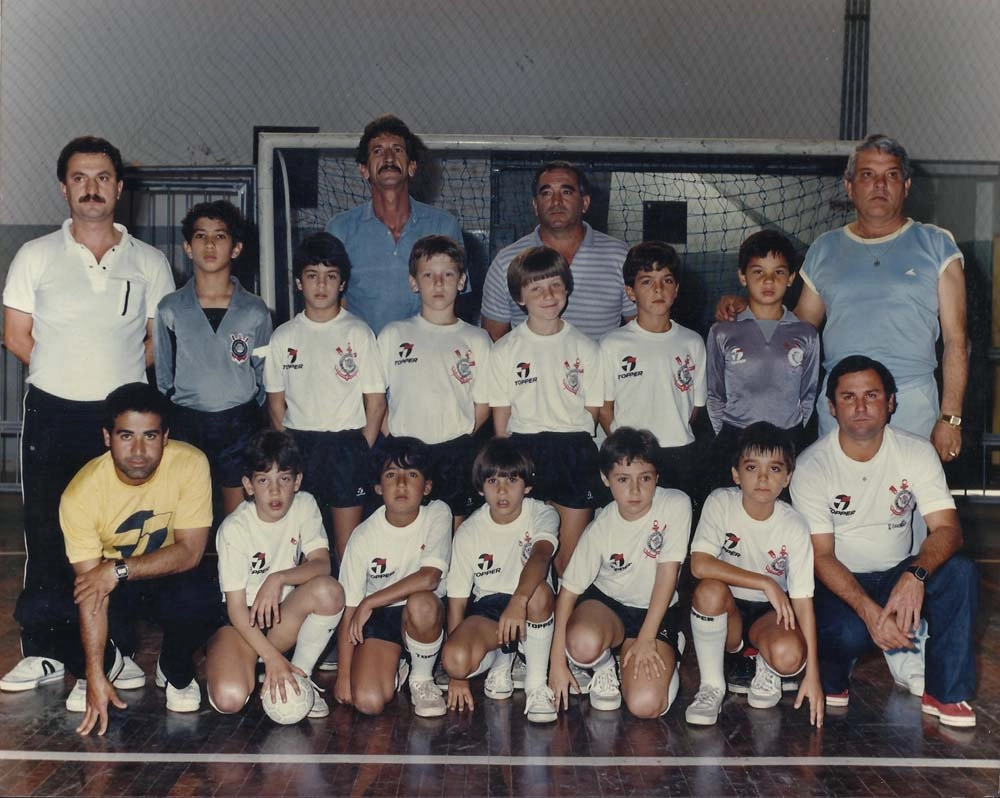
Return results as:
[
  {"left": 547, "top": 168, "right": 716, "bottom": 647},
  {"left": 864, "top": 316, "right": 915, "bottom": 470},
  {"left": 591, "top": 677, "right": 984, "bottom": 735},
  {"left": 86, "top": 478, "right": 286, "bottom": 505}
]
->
[
  {"left": 467, "top": 593, "right": 518, "bottom": 652},
  {"left": 577, "top": 585, "right": 682, "bottom": 654},
  {"left": 509, "top": 431, "right": 600, "bottom": 509},
  {"left": 169, "top": 400, "right": 264, "bottom": 488},
  {"left": 288, "top": 428, "right": 370, "bottom": 508},
  {"left": 361, "top": 605, "right": 405, "bottom": 648},
  {"left": 734, "top": 597, "right": 775, "bottom": 638},
  {"left": 657, "top": 441, "right": 699, "bottom": 498},
  {"left": 424, "top": 434, "right": 483, "bottom": 517}
]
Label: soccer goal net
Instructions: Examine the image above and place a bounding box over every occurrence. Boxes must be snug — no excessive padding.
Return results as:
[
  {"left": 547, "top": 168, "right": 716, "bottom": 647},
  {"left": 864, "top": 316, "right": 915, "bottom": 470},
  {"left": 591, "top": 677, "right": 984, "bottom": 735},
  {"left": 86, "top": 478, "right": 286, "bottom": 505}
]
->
[{"left": 256, "top": 134, "right": 855, "bottom": 332}]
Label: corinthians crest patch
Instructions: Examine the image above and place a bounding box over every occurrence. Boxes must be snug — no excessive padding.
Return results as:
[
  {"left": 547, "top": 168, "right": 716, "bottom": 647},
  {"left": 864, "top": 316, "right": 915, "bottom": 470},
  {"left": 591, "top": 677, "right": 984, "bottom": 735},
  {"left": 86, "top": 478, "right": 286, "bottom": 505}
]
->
[
  {"left": 335, "top": 343, "right": 359, "bottom": 381},
  {"left": 888, "top": 479, "right": 914, "bottom": 516},
  {"left": 230, "top": 333, "right": 251, "bottom": 364}
]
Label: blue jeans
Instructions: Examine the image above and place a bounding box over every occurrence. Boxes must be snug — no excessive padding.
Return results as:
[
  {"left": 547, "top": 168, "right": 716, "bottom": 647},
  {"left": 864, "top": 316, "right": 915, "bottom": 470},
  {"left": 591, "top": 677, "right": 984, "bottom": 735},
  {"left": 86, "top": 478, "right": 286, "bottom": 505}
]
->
[{"left": 814, "top": 555, "right": 978, "bottom": 703}]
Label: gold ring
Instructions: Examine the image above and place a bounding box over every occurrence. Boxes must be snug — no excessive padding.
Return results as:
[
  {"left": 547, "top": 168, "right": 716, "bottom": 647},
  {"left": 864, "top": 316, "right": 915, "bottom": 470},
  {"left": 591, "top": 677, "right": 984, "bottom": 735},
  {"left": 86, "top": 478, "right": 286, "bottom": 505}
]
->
[{"left": 949, "top": 450, "right": 958, "bottom": 457}]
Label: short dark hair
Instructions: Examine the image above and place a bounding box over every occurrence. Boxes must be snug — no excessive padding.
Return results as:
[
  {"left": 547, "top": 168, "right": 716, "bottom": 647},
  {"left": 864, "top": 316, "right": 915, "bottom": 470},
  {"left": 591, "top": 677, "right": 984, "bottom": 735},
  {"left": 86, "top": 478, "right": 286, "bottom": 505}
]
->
[
  {"left": 355, "top": 114, "right": 423, "bottom": 165},
  {"left": 104, "top": 382, "right": 170, "bottom": 432},
  {"left": 844, "top": 133, "right": 912, "bottom": 182},
  {"left": 293, "top": 232, "right": 351, "bottom": 284},
  {"left": 623, "top": 241, "right": 681, "bottom": 287},
  {"left": 181, "top": 200, "right": 245, "bottom": 245},
  {"left": 738, "top": 230, "right": 798, "bottom": 274},
  {"left": 408, "top": 235, "right": 466, "bottom": 278},
  {"left": 531, "top": 160, "right": 590, "bottom": 197},
  {"left": 243, "top": 429, "right": 303, "bottom": 478},
  {"left": 733, "top": 421, "right": 796, "bottom": 472},
  {"left": 57, "top": 136, "right": 124, "bottom": 183},
  {"left": 471, "top": 438, "right": 535, "bottom": 491},
  {"left": 375, "top": 436, "right": 431, "bottom": 480},
  {"left": 825, "top": 355, "right": 898, "bottom": 404},
  {"left": 599, "top": 427, "right": 660, "bottom": 477},
  {"left": 506, "top": 246, "right": 573, "bottom": 306}
]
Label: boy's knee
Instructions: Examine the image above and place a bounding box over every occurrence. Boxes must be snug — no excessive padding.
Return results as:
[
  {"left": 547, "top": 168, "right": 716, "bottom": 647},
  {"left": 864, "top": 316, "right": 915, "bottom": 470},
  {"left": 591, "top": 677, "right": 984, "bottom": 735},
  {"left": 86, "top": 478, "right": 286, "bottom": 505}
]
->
[
  {"left": 405, "top": 592, "right": 443, "bottom": 630},
  {"left": 209, "top": 683, "right": 251, "bottom": 715},
  {"left": 527, "top": 584, "right": 555, "bottom": 620},
  {"left": 441, "top": 643, "right": 473, "bottom": 679},
  {"left": 565, "top": 626, "right": 605, "bottom": 665},
  {"left": 625, "top": 690, "right": 668, "bottom": 720},
  {"left": 352, "top": 685, "right": 389, "bottom": 716},
  {"left": 311, "top": 575, "right": 345, "bottom": 614},
  {"left": 691, "top": 579, "right": 730, "bottom": 614}
]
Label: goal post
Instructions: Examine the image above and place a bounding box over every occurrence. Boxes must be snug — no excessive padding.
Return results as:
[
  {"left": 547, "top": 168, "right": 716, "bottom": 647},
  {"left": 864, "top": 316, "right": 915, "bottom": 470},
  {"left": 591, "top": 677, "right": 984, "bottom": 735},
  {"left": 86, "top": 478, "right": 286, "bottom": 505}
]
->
[{"left": 255, "top": 133, "right": 856, "bottom": 328}]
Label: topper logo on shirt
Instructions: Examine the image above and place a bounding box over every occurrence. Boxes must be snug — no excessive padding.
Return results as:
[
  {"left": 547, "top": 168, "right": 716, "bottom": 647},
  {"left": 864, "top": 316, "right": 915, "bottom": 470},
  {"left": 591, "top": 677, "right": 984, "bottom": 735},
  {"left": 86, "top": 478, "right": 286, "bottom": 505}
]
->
[
  {"left": 395, "top": 342, "right": 418, "bottom": 365},
  {"left": 477, "top": 552, "right": 501, "bottom": 576},
  {"left": 785, "top": 340, "right": 805, "bottom": 368},
  {"left": 230, "top": 333, "right": 250, "bottom": 364},
  {"left": 765, "top": 544, "right": 788, "bottom": 577},
  {"left": 618, "top": 355, "right": 643, "bottom": 380},
  {"left": 889, "top": 479, "right": 914, "bottom": 516},
  {"left": 609, "top": 552, "right": 629, "bottom": 572},
  {"left": 673, "top": 355, "right": 696, "bottom": 392},
  {"left": 451, "top": 349, "right": 475, "bottom": 384},
  {"left": 370, "top": 557, "right": 394, "bottom": 580},
  {"left": 335, "top": 343, "right": 359, "bottom": 381},
  {"left": 643, "top": 520, "right": 664, "bottom": 559},
  {"left": 515, "top": 362, "right": 536, "bottom": 385},
  {"left": 284, "top": 347, "right": 303, "bottom": 370},
  {"left": 562, "top": 359, "right": 582, "bottom": 395},
  {"left": 250, "top": 551, "right": 267, "bottom": 574},
  {"left": 723, "top": 532, "right": 741, "bottom": 558},
  {"left": 830, "top": 494, "right": 855, "bottom": 516},
  {"left": 726, "top": 346, "right": 746, "bottom": 365}
]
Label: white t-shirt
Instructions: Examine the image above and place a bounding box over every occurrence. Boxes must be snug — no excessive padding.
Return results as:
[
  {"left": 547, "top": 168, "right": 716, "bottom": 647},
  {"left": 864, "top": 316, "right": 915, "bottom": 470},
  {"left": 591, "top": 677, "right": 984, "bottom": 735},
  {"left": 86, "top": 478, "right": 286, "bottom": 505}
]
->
[
  {"left": 448, "top": 498, "right": 559, "bottom": 600},
  {"left": 487, "top": 320, "right": 603, "bottom": 434},
  {"left": 600, "top": 319, "right": 707, "bottom": 446},
  {"left": 691, "top": 488, "right": 814, "bottom": 602},
  {"left": 2, "top": 220, "right": 174, "bottom": 400},
  {"left": 264, "top": 309, "right": 385, "bottom": 431},
  {"left": 561, "top": 487, "right": 690, "bottom": 608},
  {"left": 339, "top": 500, "right": 452, "bottom": 607},
  {"left": 216, "top": 492, "right": 329, "bottom": 604},
  {"left": 378, "top": 315, "right": 492, "bottom": 443},
  {"left": 790, "top": 427, "right": 956, "bottom": 573}
]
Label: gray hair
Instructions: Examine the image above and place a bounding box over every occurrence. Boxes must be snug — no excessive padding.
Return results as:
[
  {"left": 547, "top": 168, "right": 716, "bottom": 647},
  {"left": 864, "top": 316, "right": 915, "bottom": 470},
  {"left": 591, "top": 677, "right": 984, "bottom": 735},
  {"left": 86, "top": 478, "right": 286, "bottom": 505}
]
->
[{"left": 844, "top": 134, "right": 912, "bottom": 182}]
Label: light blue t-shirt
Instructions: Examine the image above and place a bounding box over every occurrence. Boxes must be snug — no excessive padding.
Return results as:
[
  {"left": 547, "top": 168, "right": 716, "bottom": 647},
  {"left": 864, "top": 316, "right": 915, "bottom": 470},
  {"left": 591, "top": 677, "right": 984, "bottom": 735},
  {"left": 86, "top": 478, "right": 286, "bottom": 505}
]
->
[{"left": 326, "top": 197, "right": 463, "bottom": 335}]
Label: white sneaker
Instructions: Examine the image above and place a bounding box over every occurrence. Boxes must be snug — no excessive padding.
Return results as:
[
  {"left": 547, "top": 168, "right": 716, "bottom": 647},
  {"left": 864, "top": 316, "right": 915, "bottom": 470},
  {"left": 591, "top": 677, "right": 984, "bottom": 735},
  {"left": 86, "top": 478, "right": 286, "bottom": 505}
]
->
[
  {"left": 569, "top": 662, "right": 592, "bottom": 695},
  {"left": 0, "top": 656, "right": 65, "bottom": 691},
  {"left": 166, "top": 679, "right": 201, "bottom": 713},
  {"left": 67, "top": 647, "right": 124, "bottom": 712},
  {"left": 588, "top": 664, "right": 621, "bottom": 711},
  {"left": 748, "top": 658, "right": 782, "bottom": 709},
  {"left": 524, "top": 684, "right": 558, "bottom": 723},
  {"left": 317, "top": 647, "right": 338, "bottom": 672},
  {"left": 685, "top": 684, "right": 725, "bottom": 725},
  {"left": 510, "top": 655, "right": 527, "bottom": 690},
  {"left": 307, "top": 681, "right": 329, "bottom": 719},
  {"left": 113, "top": 656, "right": 145, "bottom": 690},
  {"left": 433, "top": 659, "right": 450, "bottom": 688},
  {"left": 484, "top": 661, "right": 514, "bottom": 700},
  {"left": 886, "top": 618, "right": 927, "bottom": 696},
  {"left": 409, "top": 679, "right": 446, "bottom": 718}
]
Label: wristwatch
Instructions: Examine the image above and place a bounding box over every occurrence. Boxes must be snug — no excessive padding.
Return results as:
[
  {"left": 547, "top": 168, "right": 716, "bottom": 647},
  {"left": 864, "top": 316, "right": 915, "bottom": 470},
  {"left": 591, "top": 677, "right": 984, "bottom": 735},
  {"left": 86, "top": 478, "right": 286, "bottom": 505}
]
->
[
  {"left": 939, "top": 414, "right": 962, "bottom": 428},
  {"left": 114, "top": 560, "right": 129, "bottom": 582},
  {"left": 905, "top": 564, "right": 928, "bottom": 582}
]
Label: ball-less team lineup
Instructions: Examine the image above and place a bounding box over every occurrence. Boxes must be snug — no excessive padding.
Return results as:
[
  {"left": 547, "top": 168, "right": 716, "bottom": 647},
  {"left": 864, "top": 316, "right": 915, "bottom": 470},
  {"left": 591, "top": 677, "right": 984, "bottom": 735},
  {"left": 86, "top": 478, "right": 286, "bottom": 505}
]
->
[{"left": 0, "top": 117, "right": 977, "bottom": 740}]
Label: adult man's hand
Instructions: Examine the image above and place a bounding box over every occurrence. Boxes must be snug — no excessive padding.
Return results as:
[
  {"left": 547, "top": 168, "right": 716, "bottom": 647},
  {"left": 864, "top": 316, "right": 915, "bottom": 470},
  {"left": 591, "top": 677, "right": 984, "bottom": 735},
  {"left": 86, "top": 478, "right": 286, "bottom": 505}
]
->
[
  {"left": 714, "top": 294, "right": 747, "bottom": 322},
  {"left": 931, "top": 420, "right": 962, "bottom": 463},
  {"left": 74, "top": 561, "right": 118, "bottom": 616},
  {"left": 862, "top": 598, "right": 915, "bottom": 651},
  {"left": 76, "top": 676, "right": 127, "bottom": 736},
  {"left": 876, "top": 571, "right": 924, "bottom": 643}
]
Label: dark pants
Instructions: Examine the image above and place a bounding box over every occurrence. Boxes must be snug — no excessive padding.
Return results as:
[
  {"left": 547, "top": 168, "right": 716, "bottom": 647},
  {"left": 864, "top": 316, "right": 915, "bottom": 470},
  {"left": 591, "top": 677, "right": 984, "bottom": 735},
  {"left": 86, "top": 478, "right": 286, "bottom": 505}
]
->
[
  {"left": 15, "top": 387, "right": 106, "bottom": 658},
  {"left": 814, "top": 555, "right": 978, "bottom": 703}
]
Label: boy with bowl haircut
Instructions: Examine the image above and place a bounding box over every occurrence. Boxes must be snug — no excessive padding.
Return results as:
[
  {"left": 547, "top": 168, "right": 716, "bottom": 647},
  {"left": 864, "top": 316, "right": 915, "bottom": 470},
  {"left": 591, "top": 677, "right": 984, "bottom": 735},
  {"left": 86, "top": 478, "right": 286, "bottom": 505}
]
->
[
  {"left": 154, "top": 200, "right": 273, "bottom": 516},
  {"left": 487, "top": 246, "right": 604, "bottom": 575},
  {"left": 599, "top": 241, "right": 706, "bottom": 497},
  {"left": 549, "top": 427, "right": 690, "bottom": 718},
  {"left": 264, "top": 232, "right": 387, "bottom": 558},
  {"left": 442, "top": 439, "right": 560, "bottom": 723},
  {"left": 333, "top": 437, "right": 452, "bottom": 718},
  {"left": 378, "top": 235, "right": 493, "bottom": 527},
  {"left": 685, "top": 422, "right": 822, "bottom": 728},
  {"left": 206, "top": 430, "right": 345, "bottom": 718}
]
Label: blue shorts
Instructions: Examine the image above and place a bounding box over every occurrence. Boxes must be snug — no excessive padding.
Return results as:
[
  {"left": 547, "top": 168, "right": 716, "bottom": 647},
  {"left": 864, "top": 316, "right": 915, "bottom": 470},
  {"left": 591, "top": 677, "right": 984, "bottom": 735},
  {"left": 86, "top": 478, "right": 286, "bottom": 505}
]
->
[
  {"left": 169, "top": 400, "right": 263, "bottom": 488},
  {"left": 734, "top": 597, "right": 775, "bottom": 639},
  {"left": 467, "top": 592, "right": 518, "bottom": 652},
  {"left": 509, "top": 431, "right": 600, "bottom": 509},
  {"left": 288, "top": 428, "right": 370, "bottom": 508},
  {"left": 361, "top": 605, "right": 405, "bottom": 648},
  {"left": 424, "top": 434, "right": 484, "bottom": 517},
  {"left": 577, "top": 585, "right": 682, "bottom": 653}
]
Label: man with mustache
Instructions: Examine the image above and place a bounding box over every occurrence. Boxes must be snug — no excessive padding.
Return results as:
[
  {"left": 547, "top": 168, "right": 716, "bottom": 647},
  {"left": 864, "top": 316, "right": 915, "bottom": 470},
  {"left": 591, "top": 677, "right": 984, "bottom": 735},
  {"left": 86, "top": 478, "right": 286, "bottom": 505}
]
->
[
  {"left": 325, "top": 115, "right": 463, "bottom": 335},
  {"left": 1, "top": 137, "right": 174, "bottom": 695}
]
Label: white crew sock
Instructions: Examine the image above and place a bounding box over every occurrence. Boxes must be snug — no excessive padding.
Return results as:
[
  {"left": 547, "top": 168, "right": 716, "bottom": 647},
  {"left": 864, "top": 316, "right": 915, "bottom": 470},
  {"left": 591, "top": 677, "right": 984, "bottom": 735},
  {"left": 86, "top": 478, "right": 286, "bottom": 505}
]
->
[
  {"left": 523, "top": 614, "right": 555, "bottom": 690},
  {"left": 405, "top": 631, "right": 444, "bottom": 684},
  {"left": 290, "top": 610, "right": 344, "bottom": 675},
  {"left": 469, "top": 648, "right": 503, "bottom": 679},
  {"left": 690, "top": 609, "right": 728, "bottom": 689},
  {"left": 568, "top": 647, "right": 613, "bottom": 672}
]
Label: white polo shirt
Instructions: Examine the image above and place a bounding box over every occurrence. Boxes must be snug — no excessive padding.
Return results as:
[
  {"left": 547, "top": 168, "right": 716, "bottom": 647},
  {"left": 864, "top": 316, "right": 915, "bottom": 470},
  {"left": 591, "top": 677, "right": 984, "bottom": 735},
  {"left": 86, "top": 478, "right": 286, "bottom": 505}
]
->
[{"left": 2, "top": 220, "right": 174, "bottom": 401}]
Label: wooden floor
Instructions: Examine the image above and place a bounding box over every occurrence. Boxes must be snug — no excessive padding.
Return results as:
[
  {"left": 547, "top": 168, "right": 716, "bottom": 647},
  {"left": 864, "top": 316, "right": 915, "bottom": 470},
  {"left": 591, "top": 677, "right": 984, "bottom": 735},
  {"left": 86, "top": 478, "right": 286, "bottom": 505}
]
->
[{"left": 0, "top": 494, "right": 997, "bottom": 798}]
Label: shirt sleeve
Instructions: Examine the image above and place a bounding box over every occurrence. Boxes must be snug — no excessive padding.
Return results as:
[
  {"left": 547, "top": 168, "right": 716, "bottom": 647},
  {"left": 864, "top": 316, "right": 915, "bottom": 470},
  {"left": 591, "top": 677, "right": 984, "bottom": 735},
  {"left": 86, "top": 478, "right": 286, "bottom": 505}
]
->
[
  {"left": 152, "top": 297, "right": 176, "bottom": 396},
  {"left": 447, "top": 524, "right": 475, "bottom": 599},
  {"left": 173, "top": 449, "right": 214, "bottom": 530},
  {"left": 530, "top": 501, "right": 561, "bottom": 550},
  {"left": 2, "top": 243, "right": 39, "bottom": 313},
  {"left": 338, "top": 527, "right": 368, "bottom": 607},
  {"left": 799, "top": 327, "right": 820, "bottom": 427},
  {"left": 358, "top": 325, "right": 387, "bottom": 394},
  {"left": 487, "top": 337, "right": 512, "bottom": 408},
  {"left": 251, "top": 307, "right": 274, "bottom": 405},
  {"left": 264, "top": 328, "right": 285, "bottom": 393},
  {"left": 480, "top": 256, "right": 513, "bottom": 324},
  {"left": 559, "top": 519, "right": 603, "bottom": 596},
  {"left": 581, "top": 338, "right": 605, "bottom": 408},
  {"left": 789, "top": 460, "right": 834, "bottom": 536},
  {"left": 419, "top": 501, "right": 453, "bottom": 575},
  {"left": 690, "top": 490, "right": 727, "bottom": 556},
  {"left": 145, "top": 252, "right": 176, "bottom": 318},
  {"left": 658, "top": 491, "right": 691, "bottom": 564},
  {"left": 705, "top": 324, "right": 727, "bottom": 434},
  {"left": 470, "top": 332, "right": 493, "bottom": 405},
  {"left": 785, "top": 512, "right": 815, "bottom": 599},
  {"left": 911, "top": 440, "right": 958, "bottom": 518},
  {"left": 59, "top": 474, "right": 104, "bottom": 564},
  {"left": 297, "top": 493, "right": 330, "bottom": 555},
  {"left": 691, "top": 335, "right": 708, "bottom": 407},
  {"left": 216, "top": 515, "right": 250, "bottom": 595}
]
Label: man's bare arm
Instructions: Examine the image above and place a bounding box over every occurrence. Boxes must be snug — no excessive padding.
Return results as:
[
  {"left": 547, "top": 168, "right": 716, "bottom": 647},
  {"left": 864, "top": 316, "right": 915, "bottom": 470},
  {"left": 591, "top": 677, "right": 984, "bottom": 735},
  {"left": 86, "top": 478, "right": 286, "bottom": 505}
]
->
[
  {"left": 3, "top": 307, "right": 34, "bottom": 365},
  {"left": 791, "top": 281, "right": 826, "bottom": 327},
  {"left": 931, "top": 259, "right": 968, "bottom": 461},
  {"left": 481, "top": 316, "right": 510, "bottom": 342}
]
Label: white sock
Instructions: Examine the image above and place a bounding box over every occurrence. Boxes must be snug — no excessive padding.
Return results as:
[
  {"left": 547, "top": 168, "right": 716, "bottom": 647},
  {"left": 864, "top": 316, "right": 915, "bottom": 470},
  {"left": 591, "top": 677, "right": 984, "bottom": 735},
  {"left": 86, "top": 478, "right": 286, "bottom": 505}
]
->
[
  {"left": 523, "top": 614, "right": 554, "bottom": 690},
  {"left": 469, "top": 648, "right": 502, "bottom": 679},
  {"left": 290, "top": 610, "right": 343, "bottom": 675},
  {"left": 568, "top": 647, "right": 613, "bottom": 672},
  {"left": 691, "top": 609, "right": 727, "bottom": 689},
  {"left": 405, "top": 631, "right": 443, "bottom": 684}
]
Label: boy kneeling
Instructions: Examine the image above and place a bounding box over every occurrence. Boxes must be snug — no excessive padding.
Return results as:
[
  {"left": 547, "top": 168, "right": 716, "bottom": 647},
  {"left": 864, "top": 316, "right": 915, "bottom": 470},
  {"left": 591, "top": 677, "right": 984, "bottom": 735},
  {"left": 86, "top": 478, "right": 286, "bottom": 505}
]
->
[{"left": 686, "top": 422, "right": 823, "bottom": 727}]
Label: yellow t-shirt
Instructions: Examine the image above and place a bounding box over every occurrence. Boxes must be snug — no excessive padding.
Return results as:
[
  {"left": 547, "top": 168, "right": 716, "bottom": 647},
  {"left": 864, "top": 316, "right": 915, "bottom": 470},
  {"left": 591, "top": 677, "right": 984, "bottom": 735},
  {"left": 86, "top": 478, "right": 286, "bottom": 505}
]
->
[{"left": 60, "top": 439, "right": 213, "bottom": 564}]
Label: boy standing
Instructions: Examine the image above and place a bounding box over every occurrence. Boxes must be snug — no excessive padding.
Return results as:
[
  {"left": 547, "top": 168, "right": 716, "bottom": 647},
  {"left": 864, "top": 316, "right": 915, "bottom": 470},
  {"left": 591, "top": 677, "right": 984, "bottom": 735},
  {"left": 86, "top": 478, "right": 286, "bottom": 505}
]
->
[
  {"left": 206, "top": 430, "right": 344, "bottom": 718},
  {"left": 549, "top": 428, "right": 689, "bottom": 719},
  {"left": 599, "top": 242, "right": 706, "bottom": 497},
  {"left": 706, "top": 230, "right": 820, "bottom": 490},
  {"left": 686, "top": 422, "right": 823, "bottom": 727},
  {"left": 264, "top": 233, "right": 386, "bottom": 558},
  {"left": 333, "top": 438, "right": 452, "bottom": 718},
  {"left": 378, "top": 235, "right": 492, "bottom": 527},
  {"left": 487, "top": 246, "right": 604, "bottom": 575},
  {"left": 442, "top": 440, "right": 559, "bottom": 723},
  {"left": 155, "top": 200, "right": 272, "bottom": 517}
]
